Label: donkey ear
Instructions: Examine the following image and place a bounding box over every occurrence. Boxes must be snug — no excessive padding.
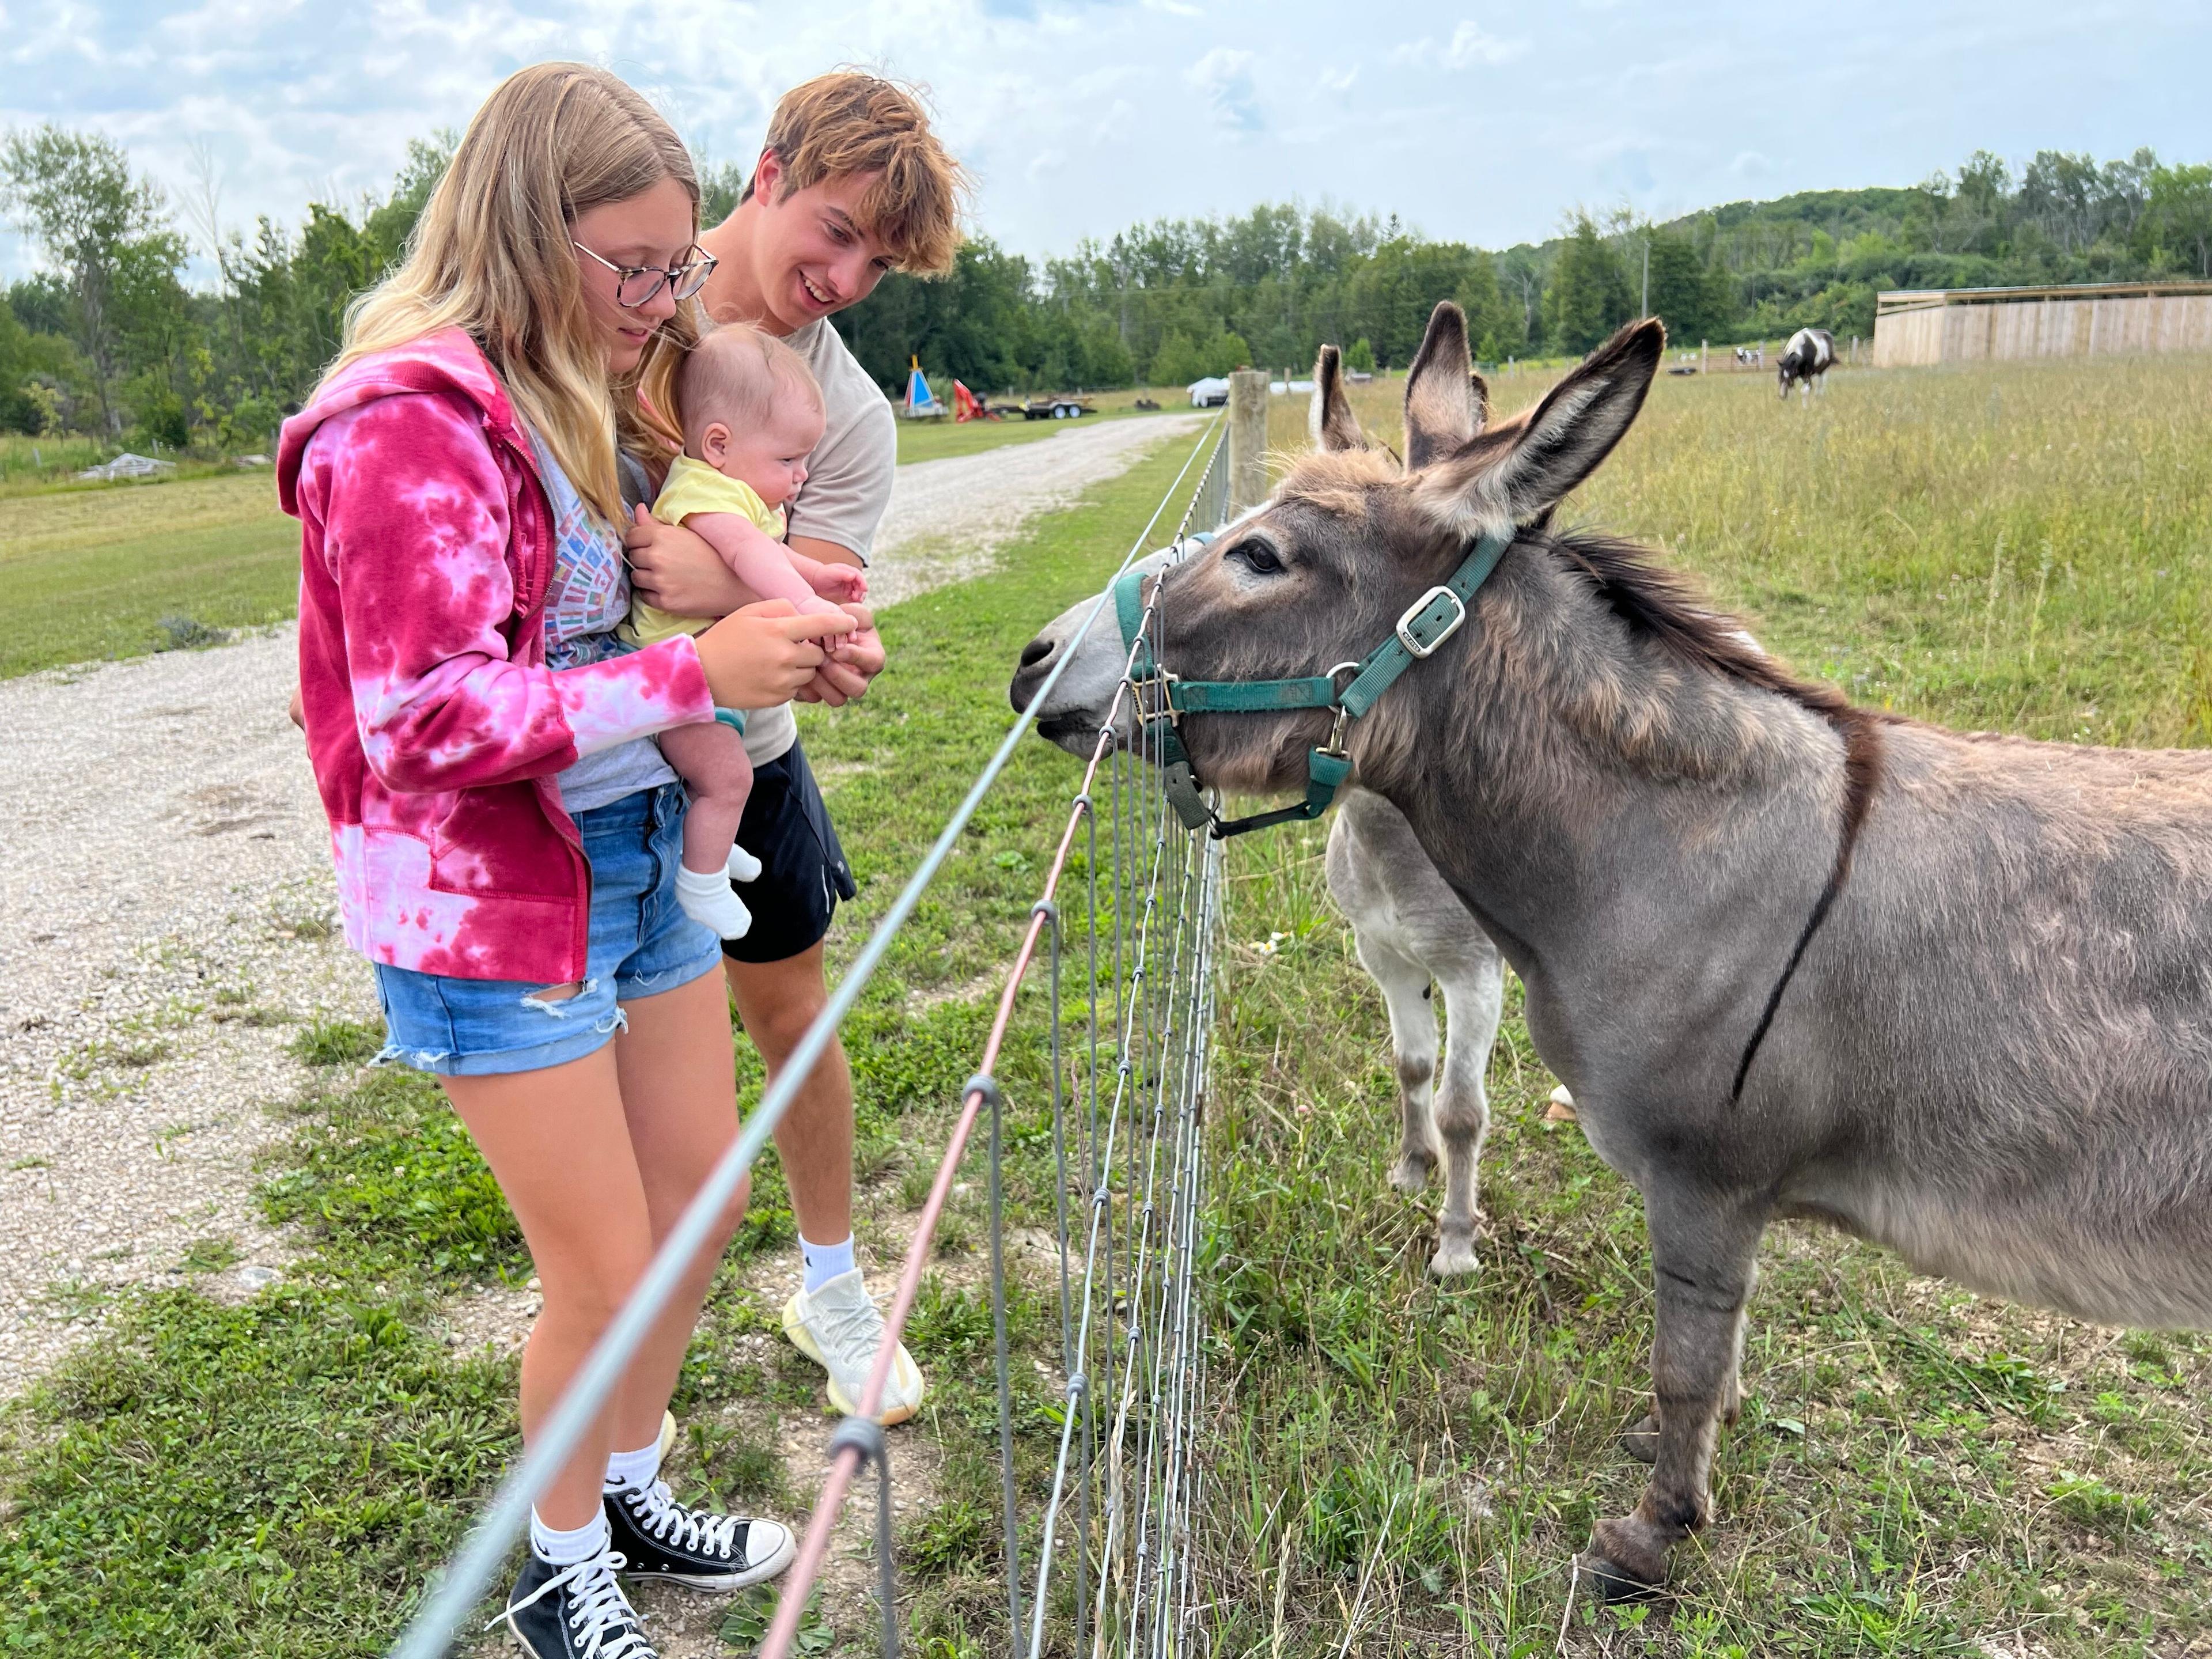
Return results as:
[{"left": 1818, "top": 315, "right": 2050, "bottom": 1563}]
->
[
  {"left": 1402, "top": 302, "right": 1479, "bottom": 469},
  {"left": 1467, "top": 369, "right": 1490, "bottom": 433},
  {"left": 1414, "top": 317, "right": 1665, "bottom": 538},
  {"left": 1309, "top": 344, "right": 1366, "bottom": 452}
]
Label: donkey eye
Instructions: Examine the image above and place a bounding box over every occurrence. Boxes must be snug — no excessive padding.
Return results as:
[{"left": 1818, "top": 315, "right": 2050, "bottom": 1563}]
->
[{"left": 1229, "top": 538, "right": 1285, "bottom": 575}]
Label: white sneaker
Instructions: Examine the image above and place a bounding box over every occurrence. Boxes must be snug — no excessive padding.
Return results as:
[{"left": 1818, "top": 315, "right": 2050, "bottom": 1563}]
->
[{"left": 781, "top": 1268, "right": 926, "bottom": 1426}]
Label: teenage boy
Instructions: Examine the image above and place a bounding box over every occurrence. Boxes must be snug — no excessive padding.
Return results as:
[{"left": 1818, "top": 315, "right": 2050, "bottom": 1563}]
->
[{"left": 623, "top": 72, "right": 966, "bottom": 1427}]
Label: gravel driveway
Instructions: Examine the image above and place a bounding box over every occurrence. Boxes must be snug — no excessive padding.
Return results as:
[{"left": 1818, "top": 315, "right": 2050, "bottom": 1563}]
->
[{"left": 0, "top": 413, "right": 1203, "bottom": 1399}]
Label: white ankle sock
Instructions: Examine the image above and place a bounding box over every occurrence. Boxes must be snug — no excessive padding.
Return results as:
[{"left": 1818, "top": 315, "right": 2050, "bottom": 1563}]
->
[
  {"left": 675, "top": 864, "right": 752, "bottom": 939},
  {"left": 603, "top": 1438, "right": 662, "bottom": 1494},
  {"left": 531, "top": 1506, "right": 610, "bottom": 1566},
  {"left": 800, "top": 1233, "right": 857, "bottom": 1295},
  {"left": 726, "top": 843, "right": 762, "bottom": 882}
]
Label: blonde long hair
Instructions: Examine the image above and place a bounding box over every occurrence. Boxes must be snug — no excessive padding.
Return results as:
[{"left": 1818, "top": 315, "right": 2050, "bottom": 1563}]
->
[{"left": 328, "top": 62, "right": 698, "bottom": 522}]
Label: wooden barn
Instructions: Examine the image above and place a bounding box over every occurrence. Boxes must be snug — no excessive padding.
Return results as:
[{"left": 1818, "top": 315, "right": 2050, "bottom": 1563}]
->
[{"left": 1873, "top": 280, "right": 2212, "bottom": 368}]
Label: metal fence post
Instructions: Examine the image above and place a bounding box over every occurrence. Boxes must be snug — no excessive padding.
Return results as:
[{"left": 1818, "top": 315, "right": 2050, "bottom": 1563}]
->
[{"left": 1226, "top": 369, "right": 1269, "bottom": 517}]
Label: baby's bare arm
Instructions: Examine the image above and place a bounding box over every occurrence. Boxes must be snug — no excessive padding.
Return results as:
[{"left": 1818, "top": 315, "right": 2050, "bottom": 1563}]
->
[{"left": 685, "top": 511, "right": 844, "bottom": 616}]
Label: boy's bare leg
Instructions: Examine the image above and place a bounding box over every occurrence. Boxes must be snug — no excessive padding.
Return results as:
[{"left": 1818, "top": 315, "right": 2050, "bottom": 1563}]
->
[{"left": 659, "top": 722, "right": 759, "bottom": 937}]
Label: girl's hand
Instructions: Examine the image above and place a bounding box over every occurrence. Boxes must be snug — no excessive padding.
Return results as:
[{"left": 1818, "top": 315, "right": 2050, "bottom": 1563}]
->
[
  {"left": 694, "top": 600, "right": 857, "bottom": 710},
  {"left": 626, "top": 504, "right": 750, "bottom": 617},
  {"left": 796, "top": 604, "right": 883, "bottom": 706}
]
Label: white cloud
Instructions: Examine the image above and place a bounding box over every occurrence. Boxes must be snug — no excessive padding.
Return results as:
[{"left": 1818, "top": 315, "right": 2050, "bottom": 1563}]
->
[
  {"left": 1444, "top": 21, "right": 1528, "bottom": 68},
  {"left": 1184, "top": 45, "right": 1262, "bottom": 134}
]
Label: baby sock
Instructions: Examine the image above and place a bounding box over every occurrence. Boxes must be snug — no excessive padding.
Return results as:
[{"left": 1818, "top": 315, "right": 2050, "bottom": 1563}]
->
[
  {"left": 531, "top": 1506, "right": 611, "bottom": 1567},
  {"left": 726, "top": 843, "right": 762, "bottom": 882},
  {"left": 675, "top": 865, "right": 752, "bottom": 939},
  {"left": 800, "top": 1233, "right": 857, "bottom": 1296}
]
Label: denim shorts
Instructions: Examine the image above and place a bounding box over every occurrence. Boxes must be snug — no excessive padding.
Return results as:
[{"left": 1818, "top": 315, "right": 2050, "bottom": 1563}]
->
[{"left": 369, "top": 783, "right": 724, "bottom": 1077}]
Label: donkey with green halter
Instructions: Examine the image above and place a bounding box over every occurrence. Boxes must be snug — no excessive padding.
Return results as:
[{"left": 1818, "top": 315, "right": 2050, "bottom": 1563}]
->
[{"left": 1013, "top": 302, "right": 2212, "bottom": 1597}]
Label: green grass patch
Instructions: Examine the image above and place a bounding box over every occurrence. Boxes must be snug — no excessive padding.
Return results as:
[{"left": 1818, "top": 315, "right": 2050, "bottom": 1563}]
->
[{"left": 0, "top": 469, "right": 298, "bottom": 678}]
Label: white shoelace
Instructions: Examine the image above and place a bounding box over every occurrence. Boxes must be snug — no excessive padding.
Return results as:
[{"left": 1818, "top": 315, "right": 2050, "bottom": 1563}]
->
[
  {"left": 812, "top": 1290, "right": 888, "bottom": 1371},
  {"left": 489, "top": 1548, "right": 657, "bottom": 1659},
  {"left": 624, "top": 1479, "right": 747, "bottom": 1560}
]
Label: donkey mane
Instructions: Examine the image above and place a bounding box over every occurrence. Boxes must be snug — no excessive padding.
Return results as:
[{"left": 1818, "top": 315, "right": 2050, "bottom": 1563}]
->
[{"left": 1543, "top": 527, "right": 1847, "bottom": 720}]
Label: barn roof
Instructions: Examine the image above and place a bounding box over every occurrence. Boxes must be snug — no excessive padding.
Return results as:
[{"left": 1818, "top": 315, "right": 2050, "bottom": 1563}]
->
[{"left": 1877, "top": 280, "right": 2212, "bottom": 315}]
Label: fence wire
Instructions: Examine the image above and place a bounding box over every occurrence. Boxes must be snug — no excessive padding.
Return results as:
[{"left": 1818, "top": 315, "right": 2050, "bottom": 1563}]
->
[
  {"left": 763, "top": 420, "right": 1232, "bottom": 1659},
  {"left": 385, "top": 416, "right": 1230, "bottom": 1659}
]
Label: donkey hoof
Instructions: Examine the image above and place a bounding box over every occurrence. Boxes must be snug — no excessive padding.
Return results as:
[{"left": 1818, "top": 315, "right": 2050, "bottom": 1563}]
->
[
  {"left": 1575, "top": 1548, "right": 1666, "bottom": 1605},
  {"left": 1543, "top": 1085, "right": 1578, "bottom": 1123},
  {"left": 1620, "top": 1412, "right": 1659, "bottom": 1464},
  {"left": 1583, "top": 1518, "right": 1671, "bottom": 1600},
  {"left": 1428, "top": 1236, "right": 1482, "bottom": 1277},
  {"left": 1388, "top": 1153, "right": 1434, "bottom": 1195}
]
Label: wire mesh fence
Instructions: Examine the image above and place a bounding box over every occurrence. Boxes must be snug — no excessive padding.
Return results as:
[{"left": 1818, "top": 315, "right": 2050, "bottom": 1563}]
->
[
  {"left": 763, "top": 421, "right": 1233, "bottom": 1659},
  {"left": 385, "top": 416, "right": 1233, "bottom": 1659}
]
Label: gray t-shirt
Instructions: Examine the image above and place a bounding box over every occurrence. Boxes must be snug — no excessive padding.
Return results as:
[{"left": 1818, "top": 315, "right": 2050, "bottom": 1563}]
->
[{"left": 625, "top": 319, "right": 894, "bottom": 770}]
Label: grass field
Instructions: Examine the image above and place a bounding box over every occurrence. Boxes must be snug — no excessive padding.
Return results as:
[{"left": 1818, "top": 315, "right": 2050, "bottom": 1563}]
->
[
  {"left": 3, "top": 352, "right": 2209, "bottom": 1656},
  {"left": 0, "top": 469, "right": 298, "bottom": 678}
]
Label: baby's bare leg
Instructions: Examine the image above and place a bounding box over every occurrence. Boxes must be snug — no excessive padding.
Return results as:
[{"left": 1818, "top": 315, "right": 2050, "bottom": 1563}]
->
[
  {"left": 660, "top": 722, "right": 753, "bottom": 873},
  {"left": 659, "top": 722, "right": 757, "bottom": 939}
]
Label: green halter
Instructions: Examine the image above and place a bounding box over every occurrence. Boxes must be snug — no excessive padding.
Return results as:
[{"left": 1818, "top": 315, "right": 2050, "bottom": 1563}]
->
[{"left": 1112, "top": 527, "right": 1514, "bottom": 839}]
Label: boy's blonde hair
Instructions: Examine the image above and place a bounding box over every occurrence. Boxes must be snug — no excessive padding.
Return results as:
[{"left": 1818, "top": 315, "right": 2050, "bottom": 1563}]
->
[
  {"left": 676, "top": 324, "right": 824, "bottom": 450},
  {"left": 739, "top": 71, "right": 967, "bottom": 276},
  {"left": 327, "top": 62, "right": 699, "bottom": 522}
]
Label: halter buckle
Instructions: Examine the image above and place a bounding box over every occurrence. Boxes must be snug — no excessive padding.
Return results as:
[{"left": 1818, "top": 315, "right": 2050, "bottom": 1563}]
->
[
  {"left": 1129, "top": 669, "right": 1182, "bottom": 726},
  {"left": 1396, "top": 585, "right": 1467, "bottom": 658}
]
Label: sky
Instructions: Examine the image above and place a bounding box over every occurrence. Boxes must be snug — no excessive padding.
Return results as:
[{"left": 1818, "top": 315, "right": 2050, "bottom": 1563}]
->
[{"left": 2, "top": 0, "right": 2206, "bottom": 285}]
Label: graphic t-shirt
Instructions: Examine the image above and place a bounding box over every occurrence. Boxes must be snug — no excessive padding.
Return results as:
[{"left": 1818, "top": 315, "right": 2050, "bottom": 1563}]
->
[{"left": 531, "top": 432, "right": 679, "bottom": 813}]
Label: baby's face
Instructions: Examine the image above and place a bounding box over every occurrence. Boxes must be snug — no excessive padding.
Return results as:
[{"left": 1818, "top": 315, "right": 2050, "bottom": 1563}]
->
[{"left": 704, "top": 399, "right": 826, "bottom": 509}]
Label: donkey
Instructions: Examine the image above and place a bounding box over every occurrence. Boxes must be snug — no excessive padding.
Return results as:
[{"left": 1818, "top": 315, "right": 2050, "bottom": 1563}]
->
[
  {"left": 1778, "top": 326, "right": 1836, "bottom": 399},
  {"left": 1010, "top": 302, "right": 2212, "bottom": 1599}
]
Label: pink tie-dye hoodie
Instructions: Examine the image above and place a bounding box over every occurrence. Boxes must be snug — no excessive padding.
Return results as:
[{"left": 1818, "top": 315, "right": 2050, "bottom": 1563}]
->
[{"left": 278, "top": 327, "right": 716, "bottom": 984}]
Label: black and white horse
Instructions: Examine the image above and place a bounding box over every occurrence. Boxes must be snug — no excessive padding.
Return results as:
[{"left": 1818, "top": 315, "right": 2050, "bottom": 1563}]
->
[{"left": 1777, "top": 327, "right": 1835, "bottom": 399}]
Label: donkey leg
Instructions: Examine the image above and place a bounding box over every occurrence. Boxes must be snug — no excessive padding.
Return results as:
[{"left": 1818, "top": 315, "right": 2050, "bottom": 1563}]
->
[
  {"left": 1582, "top": 1191, "right": 1767, "bottom": 1599},
  {"left": 1429, "top": 952, "right": 1503, "bottom": 1276},
  {"left": 1359, "top": 938, "right": 1440, "bottom": 1195},
  {"left": 1619, "top": 1269, "right": 1755, "bottom": 1464}
]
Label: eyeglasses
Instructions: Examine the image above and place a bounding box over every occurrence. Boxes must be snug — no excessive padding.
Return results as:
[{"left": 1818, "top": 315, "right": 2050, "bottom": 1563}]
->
[{"left": 571, "top": 241, "right": 717, "bottom": 309}]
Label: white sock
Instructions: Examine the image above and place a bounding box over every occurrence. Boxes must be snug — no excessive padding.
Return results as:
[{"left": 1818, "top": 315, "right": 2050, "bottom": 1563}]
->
[
  {"left": 675, "top": 864, "right": 752, "bottom": 939},
  {"left": 603, "top": 1438, "right": 662, "bottom": 1495},
  {"left": 531, "top": 1506, "right": 611, "bottom": 1567},
  {"left": 726, "top": 843, "right": 762, "bottom": 882},
  {"left": 801, "top": 1233, "right": 857, "bottom": 1295}
]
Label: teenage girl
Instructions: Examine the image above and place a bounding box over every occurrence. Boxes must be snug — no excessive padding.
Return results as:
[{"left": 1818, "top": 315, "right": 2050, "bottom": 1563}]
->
[{"left": 278, "top": 64, "right": 861, "bottom": 1658}]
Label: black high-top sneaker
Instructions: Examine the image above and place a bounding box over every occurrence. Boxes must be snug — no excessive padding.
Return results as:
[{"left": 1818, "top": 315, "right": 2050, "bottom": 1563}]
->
[
  {"left": 492, "top": 1547, "right": 657, "bottom": 1658},
  {"left": 603, "top": 1480, "right": 796, "bottom": 1591}
]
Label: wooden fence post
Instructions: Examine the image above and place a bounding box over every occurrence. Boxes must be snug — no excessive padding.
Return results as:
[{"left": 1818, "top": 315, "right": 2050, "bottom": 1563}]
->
[{"left": 1227, "top": 369, "right": 1270, "bottom": 516}]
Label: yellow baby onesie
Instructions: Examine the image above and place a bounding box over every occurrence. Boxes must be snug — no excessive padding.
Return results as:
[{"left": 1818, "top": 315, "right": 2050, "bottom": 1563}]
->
[{"left": 622, "top": 455, "right": 787, "bottom": 649}]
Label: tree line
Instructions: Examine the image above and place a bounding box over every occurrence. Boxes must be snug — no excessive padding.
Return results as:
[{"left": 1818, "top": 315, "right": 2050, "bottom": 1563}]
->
[{"left": 5, "top": 124, "right": 2209, "bottom": 451}]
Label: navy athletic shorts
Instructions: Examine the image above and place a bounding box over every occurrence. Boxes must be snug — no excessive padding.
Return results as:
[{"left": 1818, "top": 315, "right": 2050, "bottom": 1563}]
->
[{"left": 724, "top": 737, "right": 857, "bottom": 965}]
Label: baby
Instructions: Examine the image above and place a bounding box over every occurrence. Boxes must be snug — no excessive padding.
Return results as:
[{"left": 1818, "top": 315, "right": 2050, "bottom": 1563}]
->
[{"left": 626, "top": 324, "right": 866, "bottom": 939}]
